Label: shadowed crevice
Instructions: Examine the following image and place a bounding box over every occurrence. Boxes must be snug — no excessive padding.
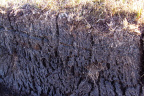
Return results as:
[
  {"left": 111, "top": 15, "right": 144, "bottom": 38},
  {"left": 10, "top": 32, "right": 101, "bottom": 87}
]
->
[
  {"left": 55, "top": 13, "right": 60, "bottom": 57},
  {"left": 140, "top": 31, "right": 144, "bottom": 85}
]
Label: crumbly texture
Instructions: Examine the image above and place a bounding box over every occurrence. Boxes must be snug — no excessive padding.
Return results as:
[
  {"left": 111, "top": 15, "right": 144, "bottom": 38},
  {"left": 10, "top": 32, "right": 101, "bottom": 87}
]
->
[{"left": 0, "top": 1, "right": 144, "bottom": 96}]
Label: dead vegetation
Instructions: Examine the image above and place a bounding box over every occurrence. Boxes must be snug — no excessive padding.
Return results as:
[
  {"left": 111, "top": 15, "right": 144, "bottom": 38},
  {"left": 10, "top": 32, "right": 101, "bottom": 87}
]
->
[{"left": 0, "top": 0, "right": 143, "bottom": 35}]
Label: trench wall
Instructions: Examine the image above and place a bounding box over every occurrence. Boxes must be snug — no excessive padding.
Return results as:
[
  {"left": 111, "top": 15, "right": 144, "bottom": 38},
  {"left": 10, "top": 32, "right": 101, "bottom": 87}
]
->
[{"left": 0, "top": 5, "right": 144, "bottom": 96}]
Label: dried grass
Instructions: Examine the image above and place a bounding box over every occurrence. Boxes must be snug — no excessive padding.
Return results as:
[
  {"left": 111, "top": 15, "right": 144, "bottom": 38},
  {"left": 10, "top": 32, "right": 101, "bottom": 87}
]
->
[{"left": 0, "top": 0, "right": 143, "bottom": 33}]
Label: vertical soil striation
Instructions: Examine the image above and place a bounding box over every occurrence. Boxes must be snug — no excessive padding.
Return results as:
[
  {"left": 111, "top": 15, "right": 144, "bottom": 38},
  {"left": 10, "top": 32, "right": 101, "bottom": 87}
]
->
[{"left": 0, "top": 4, "right": 144, "bottom": 96}]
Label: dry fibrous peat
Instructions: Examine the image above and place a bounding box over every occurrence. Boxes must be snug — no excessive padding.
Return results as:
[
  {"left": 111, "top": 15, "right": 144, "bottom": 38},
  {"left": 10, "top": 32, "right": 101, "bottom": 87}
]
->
[{"left": 0, "top": 2, "right": 144, "bottom": 96}]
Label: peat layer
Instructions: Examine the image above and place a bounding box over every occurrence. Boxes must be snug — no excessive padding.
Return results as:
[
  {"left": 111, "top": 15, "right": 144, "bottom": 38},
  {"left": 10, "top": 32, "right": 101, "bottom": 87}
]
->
[{"left": 0, "top": 4, "right": 144, "bottom": 96}]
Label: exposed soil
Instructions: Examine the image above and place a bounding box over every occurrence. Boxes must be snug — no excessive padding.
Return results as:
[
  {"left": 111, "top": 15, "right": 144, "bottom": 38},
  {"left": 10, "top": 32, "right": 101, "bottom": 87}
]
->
[{"left": 0, "top": 4, "right": 144, "bottom": 96}]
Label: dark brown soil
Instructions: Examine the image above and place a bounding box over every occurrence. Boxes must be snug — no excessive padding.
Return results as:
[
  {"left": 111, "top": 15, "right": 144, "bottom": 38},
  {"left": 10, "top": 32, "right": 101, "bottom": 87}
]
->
[{"left": 0, "top": 4, "right": 144, "bottom": 96}]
